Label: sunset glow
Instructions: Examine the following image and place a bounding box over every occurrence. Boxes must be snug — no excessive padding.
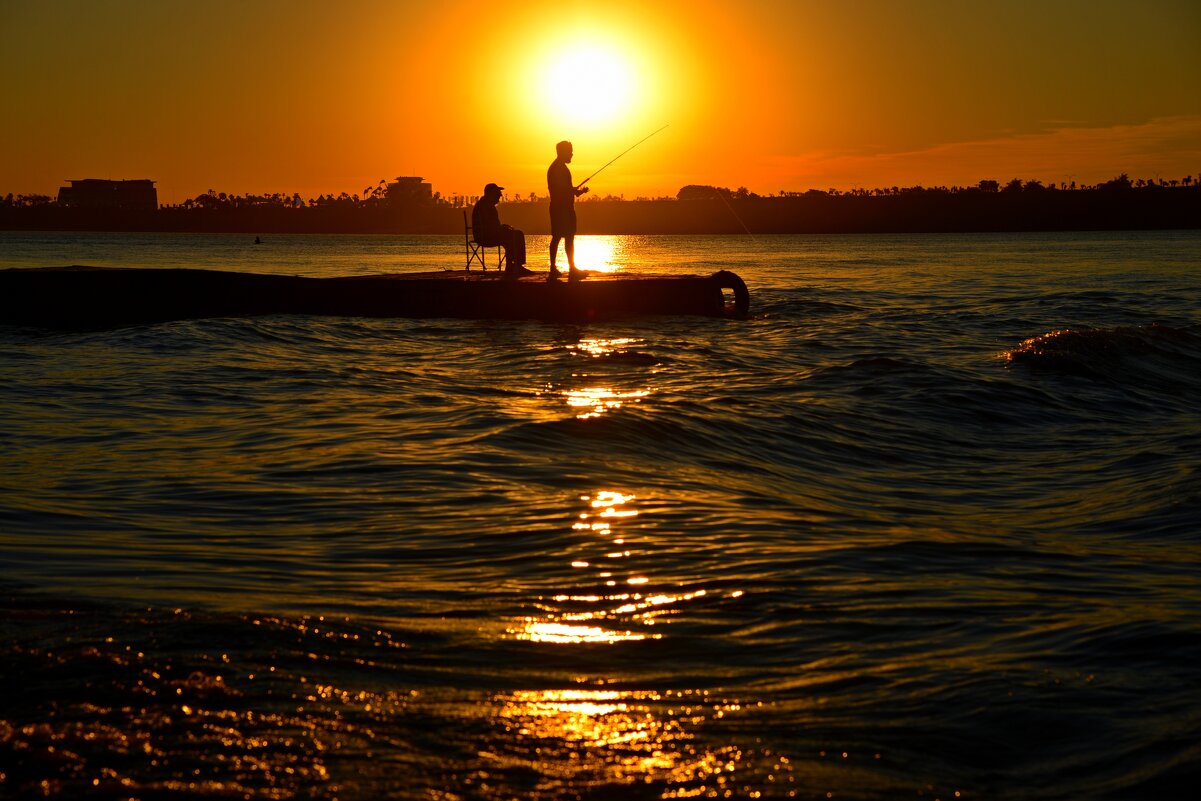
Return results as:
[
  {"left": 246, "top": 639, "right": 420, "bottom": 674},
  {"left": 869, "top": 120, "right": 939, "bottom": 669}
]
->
[{"left": 1, "top": 0, "right": 1198, "bottom": 201}]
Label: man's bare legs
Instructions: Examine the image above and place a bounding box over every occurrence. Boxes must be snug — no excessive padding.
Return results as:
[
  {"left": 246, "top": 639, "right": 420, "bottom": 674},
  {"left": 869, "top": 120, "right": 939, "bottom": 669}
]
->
[{"left": 549, "top": 235, "right": 578, "bottom": 280}]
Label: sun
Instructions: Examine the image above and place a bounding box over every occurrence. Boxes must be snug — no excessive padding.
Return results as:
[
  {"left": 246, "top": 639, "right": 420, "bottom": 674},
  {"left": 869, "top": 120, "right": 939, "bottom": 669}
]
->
[
  {"left": 542, "top": 42, "right": 637, "bottom": 126},
  {"left": 499, "top": 16, "right": 679, "bottom": 186}
]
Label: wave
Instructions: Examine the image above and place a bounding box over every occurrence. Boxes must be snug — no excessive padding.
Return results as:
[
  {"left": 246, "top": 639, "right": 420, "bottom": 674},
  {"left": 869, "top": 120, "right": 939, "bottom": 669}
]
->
[{"left": 1005, "top": 323, "right": 1201, "bottom": 392}]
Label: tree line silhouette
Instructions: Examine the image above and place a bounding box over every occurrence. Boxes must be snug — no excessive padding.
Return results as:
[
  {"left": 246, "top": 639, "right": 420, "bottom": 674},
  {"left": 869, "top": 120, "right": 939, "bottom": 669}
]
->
[
  {"left": 678, "top": 173, "right": 1197, "bottom": 199},
  {"left": 2, "top": 174, "right": 1198, "bottom": 234}
]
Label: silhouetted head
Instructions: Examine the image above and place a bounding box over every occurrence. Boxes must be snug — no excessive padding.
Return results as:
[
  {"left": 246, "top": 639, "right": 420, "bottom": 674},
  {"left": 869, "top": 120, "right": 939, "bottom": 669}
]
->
[
  {"left": 483, "top": 182, "right": 503, "bottom": 200},
  {"left": 556, "top": 140, "right": 573, "bottom": 162}
]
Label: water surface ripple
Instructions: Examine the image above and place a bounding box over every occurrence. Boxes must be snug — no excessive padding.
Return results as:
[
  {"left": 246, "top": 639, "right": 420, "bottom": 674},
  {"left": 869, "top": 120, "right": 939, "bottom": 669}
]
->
[{"left": 2, "top": 231, "right": 1200, "bottom": 799}]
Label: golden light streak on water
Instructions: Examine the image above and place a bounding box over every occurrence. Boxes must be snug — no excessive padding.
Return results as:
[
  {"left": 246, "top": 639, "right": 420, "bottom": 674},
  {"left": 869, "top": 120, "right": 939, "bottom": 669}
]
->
[
  {"left": 498, "top": 689, "right": 657, "bottom": 748},
  {"left": 568, "top": 235, "right": 624, "bottom": 273},
  {"left": 507, "top": 485, "right": 725, "bottom": 647},
  {"left": 541, "top": 337, "right": 657, "bottom": 418},
  {"left": 592, "top": 491, "right": 635, "bottom": 507},
  {"left": 562, "top": 387, "right": 650, "bottom": 419},
  {"left": 510, "top": 621, "right": 651, "bottom": 643},
  {"left": 488, "top": 687, "right": 785, "bottom": 794},
  {"left": 573, "top": 337, "right": 640, "bottom": 357}
]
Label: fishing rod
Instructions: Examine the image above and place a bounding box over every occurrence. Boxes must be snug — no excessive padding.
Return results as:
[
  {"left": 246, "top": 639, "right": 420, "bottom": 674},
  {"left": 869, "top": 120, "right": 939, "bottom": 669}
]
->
[{"left": 574, "top": 124, "right": 669, "bottom": 190}]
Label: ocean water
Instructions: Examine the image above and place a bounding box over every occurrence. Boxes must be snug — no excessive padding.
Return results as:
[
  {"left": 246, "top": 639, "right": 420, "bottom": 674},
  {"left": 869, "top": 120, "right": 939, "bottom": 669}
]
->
[{"left": 2, "top": 230, "right": 1200, "bottom": 800}]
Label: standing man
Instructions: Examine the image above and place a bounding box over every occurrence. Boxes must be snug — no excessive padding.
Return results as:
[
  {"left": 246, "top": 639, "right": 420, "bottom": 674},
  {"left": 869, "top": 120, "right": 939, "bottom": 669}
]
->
[
  {"left": 472, "top": 182, "right": 530, "bottom": 278},
  {"left": 547, "top": 140, "right": 588, "bottom": 281}
]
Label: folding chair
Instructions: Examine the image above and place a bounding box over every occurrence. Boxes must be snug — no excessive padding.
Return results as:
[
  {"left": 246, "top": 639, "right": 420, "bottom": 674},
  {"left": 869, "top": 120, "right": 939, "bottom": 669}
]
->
[{"left": 464, "top": 210, "right": 505, "bottom": 271}]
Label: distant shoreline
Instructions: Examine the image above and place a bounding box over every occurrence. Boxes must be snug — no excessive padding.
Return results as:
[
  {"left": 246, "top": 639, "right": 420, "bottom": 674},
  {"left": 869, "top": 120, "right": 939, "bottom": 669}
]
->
[{"left": 3, "top": 186, "right": 1198, "bottom": 235}]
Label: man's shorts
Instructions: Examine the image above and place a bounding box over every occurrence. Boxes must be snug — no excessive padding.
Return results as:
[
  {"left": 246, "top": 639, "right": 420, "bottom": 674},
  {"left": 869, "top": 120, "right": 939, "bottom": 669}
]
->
[{"left": 550, "top": 204, "right": 576, "bottom": 237}]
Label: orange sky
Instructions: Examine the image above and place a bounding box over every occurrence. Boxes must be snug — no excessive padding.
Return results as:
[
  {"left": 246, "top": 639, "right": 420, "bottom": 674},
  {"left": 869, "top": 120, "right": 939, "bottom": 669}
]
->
[{"left": 2, "top": 0, "right": 1198, "bottom": 203}]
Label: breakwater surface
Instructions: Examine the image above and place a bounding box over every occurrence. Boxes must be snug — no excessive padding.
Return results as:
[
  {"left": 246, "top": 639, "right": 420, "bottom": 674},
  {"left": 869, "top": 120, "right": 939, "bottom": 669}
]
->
[{"left": 2, "top": 230, "right": 1200, "bottom": 800}]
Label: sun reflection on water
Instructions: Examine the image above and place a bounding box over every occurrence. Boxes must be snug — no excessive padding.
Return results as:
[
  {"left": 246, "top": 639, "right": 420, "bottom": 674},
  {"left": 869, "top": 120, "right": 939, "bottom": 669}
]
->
[
  {"left": 562, "top": 386, "right": 650, "bottom": 419},
  {"left": 498, "top": 688, "right": 667, "bottom": 751},
  {"left": 549, "top": 337, "right": 656, "bottom": 419},
  {"left": 509, "top": 490, "right": 718, "bottom": 644},
  {"left": 494, "top": 485, "right": 782, "bottom": 794},
  {"left": 515, "top": 621, "right": 649, "bottom": 643},
  {"left": 489, "top": 686, "right": 785, "bottom": 795},
  {"left": 568, "top": 235, "right": 624, "bottom": 273},
  {"left": 512, "top": 490, "right": 667, "bottom": 644},
  {"left": 574, "top": 337, "right": 639, "bottom": 357}
]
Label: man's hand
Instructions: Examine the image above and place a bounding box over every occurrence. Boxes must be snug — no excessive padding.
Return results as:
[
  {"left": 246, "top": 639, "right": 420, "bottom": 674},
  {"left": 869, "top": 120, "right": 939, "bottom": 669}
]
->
[{"left": 576, "top": 186, "right": 590, "bottom": 196}]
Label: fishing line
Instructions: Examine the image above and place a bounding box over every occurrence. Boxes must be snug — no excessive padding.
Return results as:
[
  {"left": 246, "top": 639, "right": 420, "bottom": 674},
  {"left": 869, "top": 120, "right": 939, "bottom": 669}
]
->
[
  {"left": 715, "top": 187, "right": 757, "bottom": 242},
  {"left": 574, "top": 124, "right": 670, "bottom": 190}
]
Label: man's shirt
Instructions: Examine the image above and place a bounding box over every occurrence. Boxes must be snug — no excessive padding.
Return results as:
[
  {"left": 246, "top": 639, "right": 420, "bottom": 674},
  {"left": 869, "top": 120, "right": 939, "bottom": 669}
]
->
[
  {"left": 547, "top": 159, "right": 574, "bottom": 207},
  {"left": 471, "top": 199, "right": 502, "bottom": 245}
]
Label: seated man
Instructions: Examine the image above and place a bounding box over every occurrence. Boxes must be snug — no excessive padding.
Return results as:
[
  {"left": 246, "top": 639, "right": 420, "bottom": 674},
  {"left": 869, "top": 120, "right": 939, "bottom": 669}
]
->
[{"left": 471, "top": 182, "right": 531, "bottom": 277}]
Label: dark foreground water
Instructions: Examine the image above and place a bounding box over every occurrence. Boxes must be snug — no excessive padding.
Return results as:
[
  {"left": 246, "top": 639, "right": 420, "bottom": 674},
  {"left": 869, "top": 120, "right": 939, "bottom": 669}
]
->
[{"left": 2, "top": 231, "right": 1200, "bottom": 800}]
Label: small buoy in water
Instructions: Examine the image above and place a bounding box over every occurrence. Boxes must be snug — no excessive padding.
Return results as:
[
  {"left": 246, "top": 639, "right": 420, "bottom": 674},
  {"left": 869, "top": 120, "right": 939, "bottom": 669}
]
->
[{"left": 254, "top": 236, "right": 262, "bottom": 245}]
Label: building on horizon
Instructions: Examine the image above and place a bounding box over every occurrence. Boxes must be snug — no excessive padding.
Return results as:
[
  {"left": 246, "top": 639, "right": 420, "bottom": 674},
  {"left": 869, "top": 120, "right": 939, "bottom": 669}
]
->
[
  {"left": 385, "top": 176, "right": 433, "bottom": 204},
  {"left": 57, "top": 179, "right": 157, "bottom": 211}
]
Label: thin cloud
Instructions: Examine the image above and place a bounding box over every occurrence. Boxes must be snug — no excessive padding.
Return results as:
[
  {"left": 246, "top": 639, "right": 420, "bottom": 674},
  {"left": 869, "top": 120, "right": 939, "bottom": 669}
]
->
[{"left": 772, "top": 116, "right": 1201, "bottom": 189}]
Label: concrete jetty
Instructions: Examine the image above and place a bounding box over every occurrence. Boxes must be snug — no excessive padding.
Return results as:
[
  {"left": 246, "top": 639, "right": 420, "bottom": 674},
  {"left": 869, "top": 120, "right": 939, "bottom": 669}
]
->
[{"left": 0, "top": 267, "right": 750, "bottom": 328}]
